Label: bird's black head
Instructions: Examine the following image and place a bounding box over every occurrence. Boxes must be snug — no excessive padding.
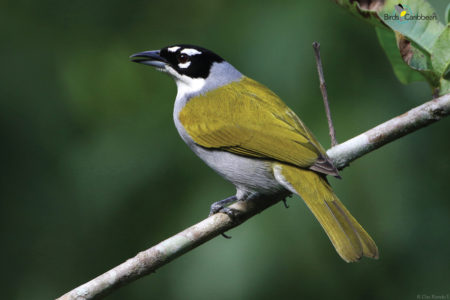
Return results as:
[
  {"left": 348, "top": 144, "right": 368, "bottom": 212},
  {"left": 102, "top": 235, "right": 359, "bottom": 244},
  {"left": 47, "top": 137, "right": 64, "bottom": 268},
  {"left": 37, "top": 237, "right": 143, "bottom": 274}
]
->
[{"left": 130, "top": 44, "right": 224, "bottom": 79}]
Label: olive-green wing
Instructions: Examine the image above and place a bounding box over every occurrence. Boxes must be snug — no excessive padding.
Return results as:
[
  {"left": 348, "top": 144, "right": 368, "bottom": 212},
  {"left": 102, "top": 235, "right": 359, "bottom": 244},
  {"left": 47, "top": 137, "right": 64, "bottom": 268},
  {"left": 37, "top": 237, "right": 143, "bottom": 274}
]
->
[{"left": 179, "top": 76, "right": 337, "bottom": 174}]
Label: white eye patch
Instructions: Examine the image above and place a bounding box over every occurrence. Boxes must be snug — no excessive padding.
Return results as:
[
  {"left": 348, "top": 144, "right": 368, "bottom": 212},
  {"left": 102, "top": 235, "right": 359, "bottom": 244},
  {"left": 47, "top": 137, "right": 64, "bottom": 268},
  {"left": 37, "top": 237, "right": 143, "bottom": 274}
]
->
[
  {"left": 168, "top": 46, "right": 180, "bottom": 52},
  {"left": 181, "top": 48, "right": 202, "bottom": 56},
  {"left": 178, "top": 61, "right": 191, "bottom": 68}
]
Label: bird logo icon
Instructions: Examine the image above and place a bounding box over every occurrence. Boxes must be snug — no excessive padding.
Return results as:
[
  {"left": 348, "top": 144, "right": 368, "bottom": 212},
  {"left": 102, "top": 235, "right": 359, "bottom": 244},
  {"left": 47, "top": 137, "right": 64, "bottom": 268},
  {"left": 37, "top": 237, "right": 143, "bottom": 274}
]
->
[
  {"left": 395, "top": 4, "right": 407, "bottom": 17},
  {"left": 384, "top": 3, "right": 435, "bottom": 24}
]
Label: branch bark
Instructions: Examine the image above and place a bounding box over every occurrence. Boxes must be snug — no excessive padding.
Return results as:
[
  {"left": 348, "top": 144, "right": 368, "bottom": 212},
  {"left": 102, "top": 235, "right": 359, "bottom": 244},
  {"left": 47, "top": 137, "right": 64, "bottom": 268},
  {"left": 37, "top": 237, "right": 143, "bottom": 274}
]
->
[
  {"left": 328, "top": 94, "right": 450, "bottom": 169},
  {"left": 57, "top": 93, "right": 450, "bottom": 300}
]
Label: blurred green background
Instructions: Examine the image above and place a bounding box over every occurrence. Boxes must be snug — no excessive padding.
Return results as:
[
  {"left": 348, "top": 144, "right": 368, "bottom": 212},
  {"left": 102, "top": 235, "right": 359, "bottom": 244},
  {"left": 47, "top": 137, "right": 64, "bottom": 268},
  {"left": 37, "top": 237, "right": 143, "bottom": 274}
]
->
[{"left": 1, "top": 1, "right": 449, "bottom": 299}]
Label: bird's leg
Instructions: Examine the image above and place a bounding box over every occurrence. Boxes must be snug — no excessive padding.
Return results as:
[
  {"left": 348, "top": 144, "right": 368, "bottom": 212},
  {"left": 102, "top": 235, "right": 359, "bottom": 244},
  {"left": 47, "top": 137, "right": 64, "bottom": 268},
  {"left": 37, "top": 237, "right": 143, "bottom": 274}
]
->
[
  {"left": 209, "top": 193, "right": 259, "bottom": 239},
  {"left": 209, "top": 193, "right": 260, "bottom": 219},
  {"left": 215, "top": 192, "right": 260, "bottom": 219},
  {"left": 209, "top": 195, "right": 238, "bottom": 239},
  {"left": 209, "top": 195, "right": 238, "bottom": 217}
]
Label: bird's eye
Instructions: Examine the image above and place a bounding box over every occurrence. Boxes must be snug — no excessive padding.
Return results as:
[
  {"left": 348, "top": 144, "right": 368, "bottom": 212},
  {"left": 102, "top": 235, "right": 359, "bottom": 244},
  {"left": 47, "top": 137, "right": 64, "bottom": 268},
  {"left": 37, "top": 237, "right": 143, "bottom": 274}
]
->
[{"left": 178, "top": 53, "right": 189, "bottom": 64}]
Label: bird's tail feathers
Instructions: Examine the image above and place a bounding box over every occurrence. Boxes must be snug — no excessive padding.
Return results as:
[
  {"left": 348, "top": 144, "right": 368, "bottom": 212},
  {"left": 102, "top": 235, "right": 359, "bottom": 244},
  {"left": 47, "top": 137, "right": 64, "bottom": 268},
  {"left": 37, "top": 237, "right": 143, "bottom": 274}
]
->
[{"left": 275, "top": 164, "right": 378, "bottom": 262}]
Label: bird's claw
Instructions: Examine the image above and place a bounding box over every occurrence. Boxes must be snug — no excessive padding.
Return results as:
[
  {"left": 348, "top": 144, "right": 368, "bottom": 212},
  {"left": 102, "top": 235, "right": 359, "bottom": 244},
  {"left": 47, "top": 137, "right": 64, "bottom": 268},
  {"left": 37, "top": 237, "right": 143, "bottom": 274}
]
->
[
  {"left": 209, "top": 205, "right": 239, "bottom": 239},
  {"left": 209, "top": 205, "right": 239, "bottom": 220},
  {"left": 218, "top": 207, "right": 239, "bottom": 219},
  {"left": 209, "top": 203, "right": 224, "bottom": 217},
  {"left": 282, "top": 198, "right": 289, "bottom": 209},
  {"left": 209, "top": 195, "right": 237, "bottom": 217}
]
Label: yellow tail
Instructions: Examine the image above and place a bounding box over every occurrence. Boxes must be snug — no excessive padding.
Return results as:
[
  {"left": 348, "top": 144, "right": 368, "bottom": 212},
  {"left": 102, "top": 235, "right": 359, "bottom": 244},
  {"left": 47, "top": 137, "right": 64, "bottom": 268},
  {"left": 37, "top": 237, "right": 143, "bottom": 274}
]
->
[{"left": 276, "top": 164, "right": 379, "bottom": 262}]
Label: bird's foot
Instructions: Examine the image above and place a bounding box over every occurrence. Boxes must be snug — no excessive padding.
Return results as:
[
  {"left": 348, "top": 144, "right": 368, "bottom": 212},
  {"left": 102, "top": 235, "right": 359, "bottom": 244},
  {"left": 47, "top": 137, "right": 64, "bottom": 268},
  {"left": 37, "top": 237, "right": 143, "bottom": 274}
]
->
[
  {"left": 209, "top": 195, "right": 239, "bottom": 239},
  {"left": 281, "top": 193, "right": 293, "bottom": 209},
  {"left": 217, "top": 207, "right": 239, "bottom": 219},
  {"left": 209, "top": 196, "right": 237, "bottom": 217},
  {"left": 217, "top": 207, "right": 239, "bottom": 239}
]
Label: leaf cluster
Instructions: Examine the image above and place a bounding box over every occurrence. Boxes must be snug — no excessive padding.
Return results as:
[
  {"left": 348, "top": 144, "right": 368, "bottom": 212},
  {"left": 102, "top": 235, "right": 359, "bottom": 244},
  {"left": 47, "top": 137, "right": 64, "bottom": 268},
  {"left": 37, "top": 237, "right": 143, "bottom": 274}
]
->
[{"left": 335, "top": 0, "right": 449, "bottom": 96}]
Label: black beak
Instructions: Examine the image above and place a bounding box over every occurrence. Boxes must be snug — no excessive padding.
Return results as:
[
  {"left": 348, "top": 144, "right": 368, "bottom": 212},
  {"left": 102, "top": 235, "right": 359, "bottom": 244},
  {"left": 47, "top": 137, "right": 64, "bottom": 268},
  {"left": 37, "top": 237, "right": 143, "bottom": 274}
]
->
[{"left": 130, "top": 50, "right": 168, "bottom": 68}]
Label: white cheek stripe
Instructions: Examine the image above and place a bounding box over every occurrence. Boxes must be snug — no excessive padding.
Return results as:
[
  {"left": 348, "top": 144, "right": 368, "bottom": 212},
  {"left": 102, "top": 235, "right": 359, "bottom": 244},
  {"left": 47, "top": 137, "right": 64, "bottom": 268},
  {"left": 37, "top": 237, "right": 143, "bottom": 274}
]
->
[
  {"left": 178, "top": 61, "right": 191, "bottom": 69},
  {"left": 168, "top": 46, "right": 180, "bottom": 52},
  {"left": 181, "top": 48, "right": 202, "bottom": 56}
]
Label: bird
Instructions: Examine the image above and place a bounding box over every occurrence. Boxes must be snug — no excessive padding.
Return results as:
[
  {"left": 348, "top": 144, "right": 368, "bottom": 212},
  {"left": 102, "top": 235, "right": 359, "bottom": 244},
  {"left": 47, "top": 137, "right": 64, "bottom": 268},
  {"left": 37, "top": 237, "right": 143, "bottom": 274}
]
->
[{"left": 130, "top": 44, "right": 378, "bottom": 262}]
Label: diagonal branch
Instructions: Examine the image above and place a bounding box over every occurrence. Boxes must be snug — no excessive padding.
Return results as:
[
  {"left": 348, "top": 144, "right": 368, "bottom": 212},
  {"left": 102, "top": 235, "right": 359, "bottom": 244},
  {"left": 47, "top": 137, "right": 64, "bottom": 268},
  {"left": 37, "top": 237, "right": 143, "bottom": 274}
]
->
[
  {"left": 56, "top": 93, "right": 450, "bottom": 300},
  {"left": 328, "top": 94, "right": 450, "bottom": 169}
]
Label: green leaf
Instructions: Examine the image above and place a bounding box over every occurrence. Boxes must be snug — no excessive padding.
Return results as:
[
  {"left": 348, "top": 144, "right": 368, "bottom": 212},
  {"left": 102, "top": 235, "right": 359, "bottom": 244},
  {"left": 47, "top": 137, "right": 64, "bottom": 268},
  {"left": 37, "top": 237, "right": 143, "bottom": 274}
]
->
[
  {"left": 446, "top": 3, "right": 450, "bottom": 24},
  {"left": 378, "top": 1, "right": 449, "bottom": 95},
  {"left": 378, "top": 0, "right": 444, "bottom": 54},
  {"left": 336, "top": 0, "right": 449, "bottom": 96},
  {"left": 430, "top": 25, "right": 450, "bottom": 76},
  {"left": 439, "top": 63, "right": 450, "bottom": 95},
  {"left": 375, "top": 27, "right": 424, "bottom": 84},
  {"left": 333, "top": 0, "right": 386, "bottom": 27}
]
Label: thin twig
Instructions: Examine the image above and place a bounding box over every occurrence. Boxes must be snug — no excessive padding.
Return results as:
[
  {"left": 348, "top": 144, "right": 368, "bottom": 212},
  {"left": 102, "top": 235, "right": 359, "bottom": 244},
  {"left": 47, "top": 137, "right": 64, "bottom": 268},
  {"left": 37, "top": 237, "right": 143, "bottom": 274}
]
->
[
  {"left": 57, "top": 93, "right": 450, "bottom": 300},
  {"left": 312, "top": 41, "right": 338, "bottom": 147}
]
